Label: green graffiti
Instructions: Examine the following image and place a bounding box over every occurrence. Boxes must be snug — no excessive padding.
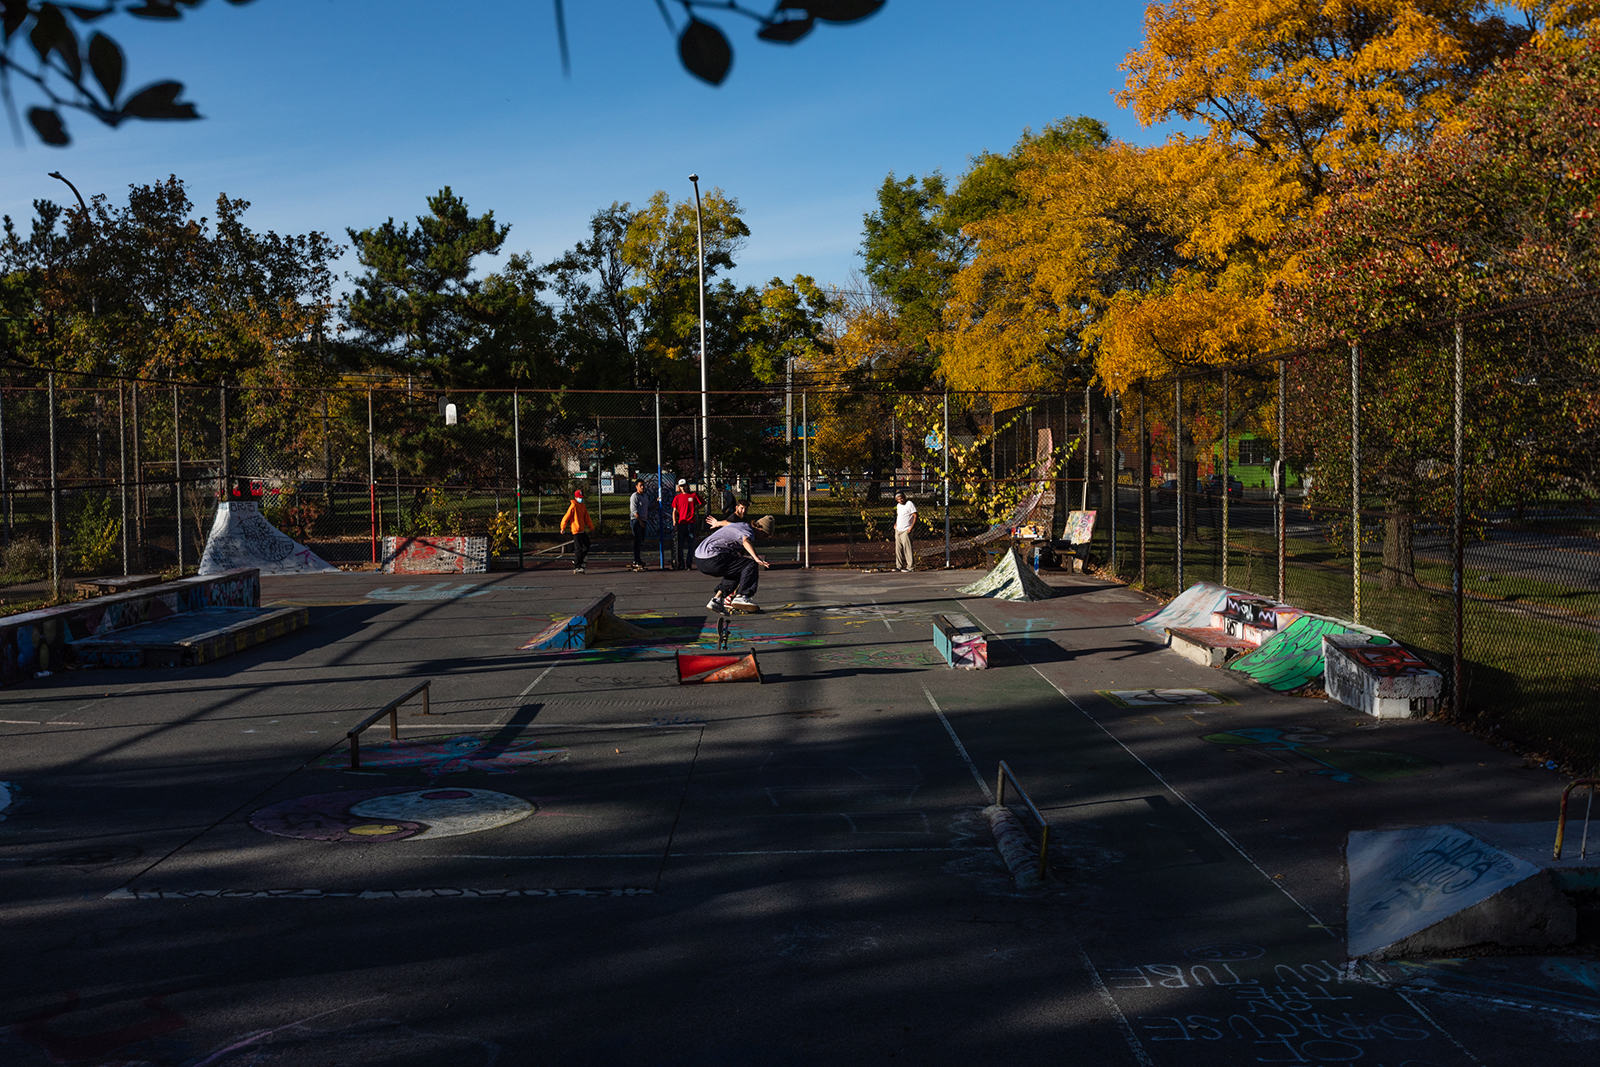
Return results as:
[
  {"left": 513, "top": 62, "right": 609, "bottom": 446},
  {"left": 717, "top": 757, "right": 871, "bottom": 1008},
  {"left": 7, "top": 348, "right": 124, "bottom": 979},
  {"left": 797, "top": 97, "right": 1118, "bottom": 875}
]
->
[{"left": 1227, "top": 615, "right": 1391, "bottom": 692}]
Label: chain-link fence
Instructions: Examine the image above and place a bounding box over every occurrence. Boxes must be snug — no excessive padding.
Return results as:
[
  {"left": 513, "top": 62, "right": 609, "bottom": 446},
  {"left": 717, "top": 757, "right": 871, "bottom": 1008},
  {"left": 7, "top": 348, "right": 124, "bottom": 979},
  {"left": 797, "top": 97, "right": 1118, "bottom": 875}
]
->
[
  {"left": 1, "top": 288, "right": 1594, "bottom": 763},
  {"left": 1090, "top": 290, "right": 1600, "bottom": 768}
]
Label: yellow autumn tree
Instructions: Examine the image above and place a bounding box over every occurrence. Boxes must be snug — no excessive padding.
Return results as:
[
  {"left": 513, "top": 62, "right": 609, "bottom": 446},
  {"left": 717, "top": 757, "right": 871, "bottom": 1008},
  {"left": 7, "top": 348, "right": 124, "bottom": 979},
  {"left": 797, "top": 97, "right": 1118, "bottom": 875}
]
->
[
  {"left": 942, "top": 136, "right": 1302, "bottom": 393},
  {"left": 1118, "top": 1, "right": 1599, "bottom": 195}
]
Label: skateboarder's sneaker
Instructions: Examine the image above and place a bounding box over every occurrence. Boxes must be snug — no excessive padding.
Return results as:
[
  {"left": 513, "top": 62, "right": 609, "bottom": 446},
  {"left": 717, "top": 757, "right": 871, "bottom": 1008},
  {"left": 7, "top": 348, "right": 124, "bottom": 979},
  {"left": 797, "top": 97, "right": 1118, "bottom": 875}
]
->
[
  {"left": 707, "top": 595, "right": 729, "bottom": 614},
  {"left": 729, "top": 594, "right": 757, "bottom": 608}
]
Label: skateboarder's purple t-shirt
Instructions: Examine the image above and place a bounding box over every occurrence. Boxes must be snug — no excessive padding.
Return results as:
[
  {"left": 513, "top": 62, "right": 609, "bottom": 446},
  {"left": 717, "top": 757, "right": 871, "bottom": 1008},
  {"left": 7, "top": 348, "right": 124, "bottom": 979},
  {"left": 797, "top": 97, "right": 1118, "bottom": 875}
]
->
[{"left": 695, "top": 523, "right": 754, "bottom": 559}]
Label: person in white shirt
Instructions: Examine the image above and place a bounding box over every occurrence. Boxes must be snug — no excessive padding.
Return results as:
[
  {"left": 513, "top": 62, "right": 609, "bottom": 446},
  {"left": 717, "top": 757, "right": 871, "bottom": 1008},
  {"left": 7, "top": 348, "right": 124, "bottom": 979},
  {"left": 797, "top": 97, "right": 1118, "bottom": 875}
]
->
[{"left": 893, "top": 491, "right": 918, "bottom": 572}]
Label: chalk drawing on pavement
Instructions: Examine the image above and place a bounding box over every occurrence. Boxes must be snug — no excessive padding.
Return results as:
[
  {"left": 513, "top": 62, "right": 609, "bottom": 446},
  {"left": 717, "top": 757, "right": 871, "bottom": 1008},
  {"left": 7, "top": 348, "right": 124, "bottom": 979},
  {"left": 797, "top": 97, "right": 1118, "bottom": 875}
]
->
[
  {"left": 250, "top": 787, "right": 534, "bottom": 842},
  {"left": 1203, "top": 727, "right": 1438, "bottom": 783},
  {"left": 312, "top": 735, "right": 567, "bottom": 777},
  {"left": 365, "top": 583, "right": 492, "bottom": 601},
  {"left": 1184, "top": 943, "right": 1265, "bottom": 961},
  {"left": 8, "top": 991, "right": 189, "bottom": 1065},
  {"left": 811, "top": 646, "right": 939, "bottom": 669},
  {"left": 1098, "top": 689, "right": 1239, "bottom": 708}
]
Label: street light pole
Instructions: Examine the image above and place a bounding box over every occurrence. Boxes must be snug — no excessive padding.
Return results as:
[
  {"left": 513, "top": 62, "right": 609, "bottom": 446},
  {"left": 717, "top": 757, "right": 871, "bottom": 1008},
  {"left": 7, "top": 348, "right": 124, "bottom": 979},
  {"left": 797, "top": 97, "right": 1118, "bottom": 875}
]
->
[{"left": 689, "top": 173, "right": 709, "bottom": 485}]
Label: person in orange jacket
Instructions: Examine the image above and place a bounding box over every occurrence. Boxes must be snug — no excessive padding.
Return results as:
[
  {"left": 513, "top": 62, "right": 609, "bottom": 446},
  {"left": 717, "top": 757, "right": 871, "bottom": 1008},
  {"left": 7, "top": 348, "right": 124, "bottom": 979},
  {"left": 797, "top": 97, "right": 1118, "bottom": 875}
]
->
[{"left": 561, "top": 489, "right": 593, "bottom": 573}]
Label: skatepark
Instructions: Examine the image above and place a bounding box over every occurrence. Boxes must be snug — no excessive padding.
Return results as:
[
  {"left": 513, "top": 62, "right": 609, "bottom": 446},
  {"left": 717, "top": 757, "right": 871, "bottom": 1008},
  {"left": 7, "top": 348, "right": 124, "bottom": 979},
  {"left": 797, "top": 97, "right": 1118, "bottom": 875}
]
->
[{"left": 1, "top": 547, "right": 1596, "bottom": 1066}]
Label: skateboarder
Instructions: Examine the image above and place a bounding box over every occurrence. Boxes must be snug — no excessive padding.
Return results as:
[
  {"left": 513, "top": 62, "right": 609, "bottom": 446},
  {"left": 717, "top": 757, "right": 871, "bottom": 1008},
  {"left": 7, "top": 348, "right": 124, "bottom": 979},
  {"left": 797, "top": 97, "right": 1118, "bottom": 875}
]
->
[
  {"left": 671, "top": 479, "right": 703, "bottom": 569},
  {"left": 695, "top": 515, "right": 775, "bottom": 613},
  {"left": 561, "top": 488, "right": 593, "bottom": 573},
  {"left": 628, "top": 480, "right": 652, "bottom": 570}
]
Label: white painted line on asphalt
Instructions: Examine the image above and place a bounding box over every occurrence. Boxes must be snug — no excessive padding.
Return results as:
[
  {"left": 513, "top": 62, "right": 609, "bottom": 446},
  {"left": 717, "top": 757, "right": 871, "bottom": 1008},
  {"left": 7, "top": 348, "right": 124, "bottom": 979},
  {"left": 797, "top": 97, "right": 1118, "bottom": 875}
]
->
[
  {"left": 872, "top": 599, "right": 892, "bottom": 630},
  {"left": 519, "top": 665, "right": 556, "bottom": 697},
  {"left": 395, "top": 722, "right": 699, "bottom": 729},
  {"left": 441, "top": 848, "right": 993, "bottom": 859},
  {"left": 105, "top": 886, "right": 655, "bottom": 900},
  {"left": 1008, "top": 640, "right": 1333, "bottom": 932},
  {"left": 1073, "top": 939, "right": 1155, "bottom": 1066},
  {"left": 0, "top": 720, "right": 83, "bottom": 725},
  {"left": 921, "top": 684, "right": 995, "bottom": 803},
  {"left": 1391, "top": 989, "right": 1486, "bottom": 1064}
]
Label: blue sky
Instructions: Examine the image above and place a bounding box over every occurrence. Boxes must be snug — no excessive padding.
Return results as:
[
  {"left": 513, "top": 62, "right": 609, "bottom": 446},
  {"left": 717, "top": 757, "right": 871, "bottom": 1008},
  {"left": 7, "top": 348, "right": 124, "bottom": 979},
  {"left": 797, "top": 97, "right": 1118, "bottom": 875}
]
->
[{"left": 1, "top": 1, "right": 1165, "bottom": 291}]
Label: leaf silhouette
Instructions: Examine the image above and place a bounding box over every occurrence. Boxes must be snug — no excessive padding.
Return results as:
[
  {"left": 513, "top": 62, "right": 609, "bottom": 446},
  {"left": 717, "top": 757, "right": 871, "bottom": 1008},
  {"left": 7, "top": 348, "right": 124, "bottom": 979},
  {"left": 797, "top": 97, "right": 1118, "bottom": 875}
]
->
[
  {"left": 758, "top": 14, "right": 814, "bottom": 43},
  {"left": 30, "top": 3, "right": 83, "bottom": 82},
  {"left": 28, "top": 106, "right": 69, "bottom": 145},
  {"left": 126, "top": 2, "right": 182, "bottom": 19},
  {"left": 780, "top": 0, "right": 884, "bottom": 22},
  {"left": 89, "top": 32, "right": 124, "bottom": 104},
  {"left": 679, "top": 18, "right": 731, "bottom": 85},
  {"left": 120, "top": 80, "right": 198, "bottom": 120}
]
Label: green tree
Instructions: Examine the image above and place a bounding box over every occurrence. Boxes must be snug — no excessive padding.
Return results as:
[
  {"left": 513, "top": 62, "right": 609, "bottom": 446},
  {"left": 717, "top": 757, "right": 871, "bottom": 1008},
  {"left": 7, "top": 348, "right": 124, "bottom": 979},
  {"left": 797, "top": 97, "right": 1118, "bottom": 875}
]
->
[{"left": 345, "top": 187, "right": 548, "bottom": 389}]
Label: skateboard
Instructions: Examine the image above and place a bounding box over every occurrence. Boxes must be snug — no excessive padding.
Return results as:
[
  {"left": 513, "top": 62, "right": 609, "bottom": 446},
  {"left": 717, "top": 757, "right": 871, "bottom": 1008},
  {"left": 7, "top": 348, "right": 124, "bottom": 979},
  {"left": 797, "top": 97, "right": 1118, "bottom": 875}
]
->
[
  {"left": 626, "top": 562, "right": 647, "bottom": 572},
  {"left": 707, "top": 600, "right": 761, "bottom": 616}
]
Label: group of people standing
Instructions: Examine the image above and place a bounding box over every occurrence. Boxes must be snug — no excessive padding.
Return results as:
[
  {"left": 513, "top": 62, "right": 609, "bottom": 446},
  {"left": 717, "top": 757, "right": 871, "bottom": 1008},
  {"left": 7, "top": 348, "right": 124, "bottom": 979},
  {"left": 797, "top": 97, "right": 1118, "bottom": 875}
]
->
[
  {"left": 558, "top": 479, "right": 774, "bottom": 612},
  {"left": 557, "top": 480, "right": 920, "bottom": 612}
]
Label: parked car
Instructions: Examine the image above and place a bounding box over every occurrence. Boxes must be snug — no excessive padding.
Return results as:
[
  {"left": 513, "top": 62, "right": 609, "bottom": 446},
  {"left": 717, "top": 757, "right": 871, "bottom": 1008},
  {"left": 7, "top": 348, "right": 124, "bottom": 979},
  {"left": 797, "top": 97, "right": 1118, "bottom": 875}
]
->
[{"left": 1204, "top": 474, "right": 1245, "bottom": 499}]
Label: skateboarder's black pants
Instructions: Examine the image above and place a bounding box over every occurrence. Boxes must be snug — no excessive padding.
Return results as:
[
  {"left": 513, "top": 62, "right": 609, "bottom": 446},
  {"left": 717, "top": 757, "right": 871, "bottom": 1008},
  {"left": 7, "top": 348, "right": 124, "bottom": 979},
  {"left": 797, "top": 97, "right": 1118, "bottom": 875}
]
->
[
  {"left": 573, "top": 531, "right": 590, "bottom": 568},
  {"left": 631, "top": 519, "right": 647, "bottom": 564},
  {"left": 695, "top": 551, "right": 758, "bottom": 598}
]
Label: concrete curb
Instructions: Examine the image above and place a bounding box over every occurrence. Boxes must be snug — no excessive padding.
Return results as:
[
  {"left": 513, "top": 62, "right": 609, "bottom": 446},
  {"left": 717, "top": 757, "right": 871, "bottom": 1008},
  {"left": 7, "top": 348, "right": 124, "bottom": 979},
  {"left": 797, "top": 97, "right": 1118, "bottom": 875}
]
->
[{"left": 983, "top": 804, "right": 1052, "bottom": 889}]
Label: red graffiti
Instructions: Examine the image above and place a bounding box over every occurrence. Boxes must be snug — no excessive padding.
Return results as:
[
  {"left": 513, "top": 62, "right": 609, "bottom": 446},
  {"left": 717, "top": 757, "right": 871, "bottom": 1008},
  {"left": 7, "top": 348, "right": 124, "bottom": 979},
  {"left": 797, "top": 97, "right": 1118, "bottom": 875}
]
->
[
  {"left": 1347, "top": 645, "right": 1432, "bottom": 677},
  {"left": 11, "top": 991, "right": 187, "bottom": 1064}
]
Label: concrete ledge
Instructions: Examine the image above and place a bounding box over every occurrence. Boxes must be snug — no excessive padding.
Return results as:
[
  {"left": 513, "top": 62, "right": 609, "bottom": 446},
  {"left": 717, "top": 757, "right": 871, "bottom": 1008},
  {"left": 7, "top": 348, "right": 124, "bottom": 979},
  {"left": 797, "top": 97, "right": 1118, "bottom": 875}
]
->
[
  {"left": 932, "top": 613, "right": 987, "bottom": 669},
  {"left": 382, "top": 536, "right": 489, "bottom": 574},
  {"left": 1323, "top": 633, "right": 1443, "bottom": 719},
  {"left": 1166, "top": 626, "right": 1255, "bottom": 667},
  {"left": 0, "top": 568, "right": 259, "bottom": 684},
  {"left": 70, "top": 605, "right": 310, "bottom": 668},
  {"left": 519, "top": 593, "right": 650, "bottom": 652}
]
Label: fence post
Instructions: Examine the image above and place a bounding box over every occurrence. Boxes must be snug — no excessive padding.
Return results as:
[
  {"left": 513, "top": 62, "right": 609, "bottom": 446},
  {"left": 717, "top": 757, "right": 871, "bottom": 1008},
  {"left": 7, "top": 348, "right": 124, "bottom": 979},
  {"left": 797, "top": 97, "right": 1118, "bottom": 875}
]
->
[
  {"left": 173, "top": 383, "right": 182, "bottom": 575},
  {"left": 655, "top": 389, "right": 665, "bottom": 569},
  {"left": 1174, "top": 377, "right": 1184, "bottom": 590},
  {"left": 48, "top": 372, "right": 60, "bottom": 599},
  {"left": 132, "top": 382, "right": 142, "bottom": 570},
  {"left": 1139, "top": 384, "right": 1148, "bottom": 587},
  {"left": 1108, "top": 391, "right": 1118, "bottom": 572},
  {"left": 785, "top": 356, "right": 793, "bottom": 516},
  {"left": 0, "top": 379, "right": 9, "bottom": 545},
  {"left": 1081, "top": 382, "right": 1091, "bottom": 511},
  {"left": 1350, "top": 343, "right": 1361, "bottom": 624},
  {"left": 219, "top": 379, "right": 229, "bottom": 496},
  {"left": 118, "top": 384, "right": 128, "bottom": 575},
  {"left": 802, "top": 391, "right": 810, "bottom": 568},
  {"left": 368, "top": 390, "right": 376, "bottom": 565},
  {"left": 1452, "top": 322, "right": 1465, "bottom": 716},
  {"left": 1277, "top": 357, "right": 1287, "bottom": 603},
  {"left": 1221, "top": 370, "right": 1229, "bottom": 588},
  {"left": 943, "top": 390, "right": 951, "bottom": 568},
  {"left": 514, "top": 389, "right": 524, "bottom": 570}
]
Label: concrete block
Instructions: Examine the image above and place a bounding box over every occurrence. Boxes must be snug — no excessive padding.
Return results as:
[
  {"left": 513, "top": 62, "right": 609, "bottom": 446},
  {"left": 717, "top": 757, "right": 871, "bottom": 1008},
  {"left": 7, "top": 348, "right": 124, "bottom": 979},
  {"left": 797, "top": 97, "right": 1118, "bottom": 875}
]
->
[
  {"left": 1166, "top": 626, "right": 1255, "bottom": 667},
  {"left": 1323, "top": 634, "right": 1443, "bottom": 719},
  {"left": 932, "top": 613, "right": 987, "bottom": 669}
]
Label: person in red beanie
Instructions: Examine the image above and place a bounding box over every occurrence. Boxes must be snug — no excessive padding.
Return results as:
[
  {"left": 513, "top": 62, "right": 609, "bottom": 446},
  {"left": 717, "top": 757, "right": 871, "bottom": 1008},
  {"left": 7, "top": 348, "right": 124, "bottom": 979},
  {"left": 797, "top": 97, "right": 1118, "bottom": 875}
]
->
[{"left": 561, "top": 489, "right": 593, "bottom": 573}]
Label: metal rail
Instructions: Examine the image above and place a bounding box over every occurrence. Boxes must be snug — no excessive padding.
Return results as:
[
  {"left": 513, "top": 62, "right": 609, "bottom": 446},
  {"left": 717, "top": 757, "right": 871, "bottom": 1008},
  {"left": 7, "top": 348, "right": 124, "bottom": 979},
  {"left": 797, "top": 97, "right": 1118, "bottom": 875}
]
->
[
  {"left": 1554, "top": 777, "right": 1598, "bottom": 860},
  {"left": 995, "top": 760, "right": 1051, "bottom": 882},
  {"left": 347, "top": 679, "right": 432, "bottom": 769}
]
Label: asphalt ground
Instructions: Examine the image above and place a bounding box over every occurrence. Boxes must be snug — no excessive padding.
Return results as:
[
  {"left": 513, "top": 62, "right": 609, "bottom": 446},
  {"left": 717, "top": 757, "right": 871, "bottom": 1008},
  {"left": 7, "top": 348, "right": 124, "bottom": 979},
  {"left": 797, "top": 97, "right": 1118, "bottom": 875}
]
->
[{"left": 0, "top": 561, "right": 1596, "bottom": 1065}]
